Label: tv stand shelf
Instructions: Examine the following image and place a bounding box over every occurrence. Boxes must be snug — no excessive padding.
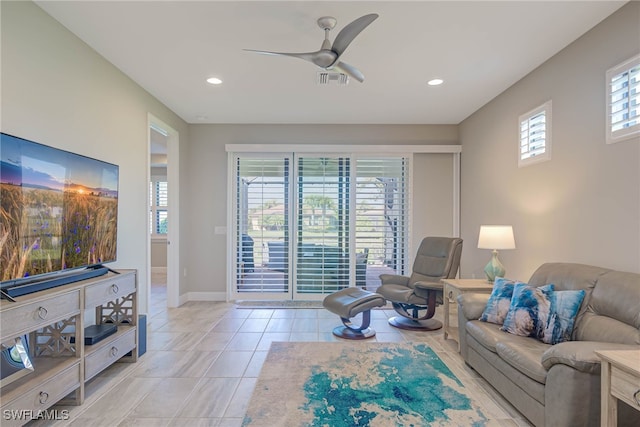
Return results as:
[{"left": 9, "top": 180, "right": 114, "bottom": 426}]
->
[{"left": 0, "top": 269, "right": 137, "bottom": 426}]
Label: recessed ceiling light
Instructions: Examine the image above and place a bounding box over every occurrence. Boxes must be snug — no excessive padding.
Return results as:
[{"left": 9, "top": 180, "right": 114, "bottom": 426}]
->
[
  {"left": 428, "top": 78, "right": 444, "bottom": 86},
  {"left": 206, "top": 77, "right": 223, "bottom": 85}
]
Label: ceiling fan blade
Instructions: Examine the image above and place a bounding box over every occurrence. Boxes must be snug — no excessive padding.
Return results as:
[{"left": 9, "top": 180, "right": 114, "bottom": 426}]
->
[
  {"left": 243, "top": 49, "right": 317, "bottom": 63},
  {"left": 331, "top": 13, "right": 379, "bottom": 58},
  {"left": 245, "top": 48, "right": 338, "bottom": 69},
  {"left": 332, "top": 61, "right": 365, "bottom": 83}
]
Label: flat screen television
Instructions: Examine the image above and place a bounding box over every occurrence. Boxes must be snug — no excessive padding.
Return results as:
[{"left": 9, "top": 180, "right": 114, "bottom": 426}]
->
[{"left": 0, "top": 132, "right": 119, "bottom": 298}]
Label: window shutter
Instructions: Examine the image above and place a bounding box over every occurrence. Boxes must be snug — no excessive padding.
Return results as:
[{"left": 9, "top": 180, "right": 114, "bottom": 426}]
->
[
  {"left": 519, "top": 101, "right": 552, "bottom": 167},
  {"left": 156, "top": 181, "right": 168, "bottom": 207},
  {"left": 607, "top": 54, "right": 640, "bottom": 144},
  {"left": 355, "top": 158, "right": 408, "bottom": 276},
  {"left": 235, "top": 156, "right": 290, "bottom": 292},
  {"left": 296, "top": 157, "right": 350, "bottom": 294},
  {"left": 149, "top": 180, "right": 168, "bottom": 235}
]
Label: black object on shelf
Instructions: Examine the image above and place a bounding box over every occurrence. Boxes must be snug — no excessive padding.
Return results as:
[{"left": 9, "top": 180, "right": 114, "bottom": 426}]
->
[{"left": 71, "top": 324, "right": 118, "bottom": 345}]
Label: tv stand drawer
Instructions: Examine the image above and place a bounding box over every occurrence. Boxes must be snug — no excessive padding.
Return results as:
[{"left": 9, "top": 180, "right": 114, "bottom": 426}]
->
[
  {"left": 84, "top": 272, "right": 136, "bottom": 308},
  {"left": 0, "top": 290, "right": 81, "bottom": 339},
  {"left": 0, "top": 362, "right": 80, "bottom": 427},
  {"left": 84, "top": 328, "right": 136, "bottom": 380}
]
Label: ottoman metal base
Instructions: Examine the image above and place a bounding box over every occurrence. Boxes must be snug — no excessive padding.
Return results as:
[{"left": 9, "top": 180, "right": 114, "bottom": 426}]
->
[{"left": 323, "top": 287, "right": 386, "bottom": 340}]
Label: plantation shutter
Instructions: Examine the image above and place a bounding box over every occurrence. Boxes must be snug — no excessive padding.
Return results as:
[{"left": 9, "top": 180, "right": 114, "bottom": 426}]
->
[
  {"left": 519, "top": 101, "right": 551, "bottom": 167},
  {"left": 150, "top": 180, "right": 168, "bottom": 235},
  {"left": 607, "top": 54, "right": 640, "bottom": 144},
  {"left": 235, "top": 156, "right": 290, "bottom": 293},
  {"left": 354, "top": 157, "right": 408, "bottom": 281},
  {"left": 295, "top": 157, "right": 350, "bottom": 294}
]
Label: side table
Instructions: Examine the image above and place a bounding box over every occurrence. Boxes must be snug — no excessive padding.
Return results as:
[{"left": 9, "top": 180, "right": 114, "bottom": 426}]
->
[
  {"left": 595, "top": 349, "right": 640, "bottom": 426},
  {"left": 441, "top": 278, "right": 494, "bottom": 351}
]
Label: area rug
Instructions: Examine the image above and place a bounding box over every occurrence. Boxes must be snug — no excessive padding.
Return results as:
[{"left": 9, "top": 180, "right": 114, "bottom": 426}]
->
[{"left": 242, "top": 342, "right": 488, "bottom": 426}]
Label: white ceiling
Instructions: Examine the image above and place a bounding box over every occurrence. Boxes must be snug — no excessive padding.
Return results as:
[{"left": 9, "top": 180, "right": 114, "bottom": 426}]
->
[{"left": 35, "top": 1, "right": 626, "bottom": 125}]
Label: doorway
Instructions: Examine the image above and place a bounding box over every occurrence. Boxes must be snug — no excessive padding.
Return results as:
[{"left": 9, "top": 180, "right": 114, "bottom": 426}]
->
[{"left": 148, "top": 115, "right": 179, "bottom": 309}]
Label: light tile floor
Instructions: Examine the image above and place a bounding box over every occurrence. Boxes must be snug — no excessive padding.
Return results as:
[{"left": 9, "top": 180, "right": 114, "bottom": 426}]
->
[{"left": 34, "top": 274, "right": 533, "bottom": 426}]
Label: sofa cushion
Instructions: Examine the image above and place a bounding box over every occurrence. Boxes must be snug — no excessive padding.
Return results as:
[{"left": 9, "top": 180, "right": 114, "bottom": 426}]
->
[
  {"left": 466, "top": 333, "right": 546, "bottom": 406},
  {"left": 465, "top": 320, "right": 506, "bottom": 353},
  {"left": 574, "top": 313, "right": 640, "bottom": 344},
  {"left": 575, "top": 269, "right": 640, "bottom": 345},
  {"left": 480, "top": 277, "right": 518, "bottom": 325},
  {"left": 502, "top": 283, "right": 554, "bottom": 338},
  {"left": 591, "top": 270, "right": 640, "bottom": 328},
  {"left": 528, "top": 262, "right": 608, "bottom": 291},
  {"left": 496, "top": 338, "right": 550, "bottom": 384},
  {"left": 541, "top": 289, "right": 586, "bottom": 344}
]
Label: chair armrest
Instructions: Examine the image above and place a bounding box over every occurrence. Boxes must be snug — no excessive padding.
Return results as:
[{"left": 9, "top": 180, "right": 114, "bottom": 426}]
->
[
  {"left": 542, "top": 341, "right": 640, "bottom": 374},
  {"left": 457, "top": 293, "right": 490, "bottom": 321},
  {"left": 413, "top": 281, "right": 442, "bottom": 291},
  {"left": 413, "top": 281, "right": 442, "bottom": 300},
  {"left": 379, "top": 274, "right": 410, "bottom": 286}
]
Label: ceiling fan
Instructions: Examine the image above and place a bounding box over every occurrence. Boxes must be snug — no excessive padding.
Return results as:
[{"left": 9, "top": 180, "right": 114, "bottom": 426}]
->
[{"left": 244, "top": 13, "right": 379, "bottom": 83}]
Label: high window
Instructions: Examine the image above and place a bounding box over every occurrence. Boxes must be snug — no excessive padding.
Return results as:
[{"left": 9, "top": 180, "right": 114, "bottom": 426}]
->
[
  {"left": 149, "top": 180, "right": 168, "bottom": 235},
  {"left": 606, "top": 54, "right": 640, "bottom": 144},
  {"left": 519, "top": 101, "right": 552, "bottom": 167}
]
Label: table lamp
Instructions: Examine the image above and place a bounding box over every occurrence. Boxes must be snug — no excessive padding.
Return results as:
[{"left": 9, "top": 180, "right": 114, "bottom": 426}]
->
[{"left": 478, "top": 225, "right": 516, "bottom": 282}]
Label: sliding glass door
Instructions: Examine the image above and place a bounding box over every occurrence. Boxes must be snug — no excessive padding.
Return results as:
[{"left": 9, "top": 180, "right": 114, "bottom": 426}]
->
[
  {"left": 234, "top": 156, "right": 291, "bottom": 296},
  {"left": 231, "top": 152, "right": 409, "bottom": 301},
  {"left": 295, "top": 157, "right": 350, "bottom": 296}
]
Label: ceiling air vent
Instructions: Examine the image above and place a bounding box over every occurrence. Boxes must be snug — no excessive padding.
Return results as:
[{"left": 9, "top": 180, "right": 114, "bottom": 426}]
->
[{"left": 317, "top": 72, "right": 349, "bottom": 86}]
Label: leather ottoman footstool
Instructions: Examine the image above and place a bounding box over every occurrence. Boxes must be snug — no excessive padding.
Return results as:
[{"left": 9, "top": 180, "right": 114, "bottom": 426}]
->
[{"left": 322, "top": 287, "right": 386, "bottom": 339}]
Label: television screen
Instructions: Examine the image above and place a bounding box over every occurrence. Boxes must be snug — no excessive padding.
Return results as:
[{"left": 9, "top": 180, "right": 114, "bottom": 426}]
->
[{"left": 0, "top": 133, "right": 119, "bottom": 289}]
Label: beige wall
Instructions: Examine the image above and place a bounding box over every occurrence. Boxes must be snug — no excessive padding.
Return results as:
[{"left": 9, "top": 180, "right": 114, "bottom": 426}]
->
[
  {"left": 459, "top": 2, "right": 640, "bottom": 280},
  {"left": 1, "top": 1, "right": 189, "bottom": 311},
  {"left": 186, "top": 124, "right": 458, "bottom": 296}
]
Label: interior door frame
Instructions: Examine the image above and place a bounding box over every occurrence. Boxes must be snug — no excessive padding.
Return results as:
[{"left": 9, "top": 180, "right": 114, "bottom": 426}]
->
[{"left": 148, "top": 114, "right": 180, "bottom": 308}]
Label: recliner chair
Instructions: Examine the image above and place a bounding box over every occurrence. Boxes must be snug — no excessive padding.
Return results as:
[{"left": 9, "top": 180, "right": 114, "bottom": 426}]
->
[{"left": 377, "top": 236, "right": 463, "bottom": 330}]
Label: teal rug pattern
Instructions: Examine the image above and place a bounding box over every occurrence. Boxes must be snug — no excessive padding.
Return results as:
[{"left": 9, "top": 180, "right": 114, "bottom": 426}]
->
[{"left": 242, "top": 342, "right": 488, "bottom": 426}]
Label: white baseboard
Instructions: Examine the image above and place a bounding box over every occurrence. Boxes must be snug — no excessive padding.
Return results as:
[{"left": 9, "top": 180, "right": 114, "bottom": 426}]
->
[{"left": 178, "top": 292, "right": 227, "bottom": 304}]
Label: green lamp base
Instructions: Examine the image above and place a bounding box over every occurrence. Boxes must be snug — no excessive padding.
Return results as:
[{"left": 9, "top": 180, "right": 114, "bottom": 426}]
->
[{"left": 484, "top": 250, "right": 506, "bottom": 283}]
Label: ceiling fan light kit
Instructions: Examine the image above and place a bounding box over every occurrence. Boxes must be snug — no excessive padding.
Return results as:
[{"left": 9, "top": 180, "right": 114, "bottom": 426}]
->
[
  {"left": 244, "top": 13, "right": 379, "bottom": 83},
  {"left": 317, "top": 71, "right": 349, "bottom": 86}
]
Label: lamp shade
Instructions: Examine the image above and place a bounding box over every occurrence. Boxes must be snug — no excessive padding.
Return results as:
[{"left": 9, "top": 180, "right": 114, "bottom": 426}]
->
[{"left": 478, "top": 225, "right": 516, "bottom": 250}]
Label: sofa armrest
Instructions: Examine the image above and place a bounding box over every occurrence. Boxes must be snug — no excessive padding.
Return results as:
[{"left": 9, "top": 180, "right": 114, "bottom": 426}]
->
[
  {"left": 542, "top": 341, "right": 639, "bottom": 374},
  {"left": 457, "top": 293, "right": 490, "bottom": 321},
  {"left": 379, "top": 274, "right": 410, "bottom": 286}
]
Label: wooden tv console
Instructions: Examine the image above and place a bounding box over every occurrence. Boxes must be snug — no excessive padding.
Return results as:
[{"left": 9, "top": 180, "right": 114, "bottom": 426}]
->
[{"left": 0, "top": 269, "right": 137, "bottom": 426}]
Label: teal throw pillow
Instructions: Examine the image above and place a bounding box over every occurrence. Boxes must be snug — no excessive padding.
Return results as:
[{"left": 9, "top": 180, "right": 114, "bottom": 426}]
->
[
  {"left": 540, "top": 289, "right": 586, "bottom": 344},
  {"left": 480, "top": 277, "right": 518, "bottom": 325},
  {"left": 501, "top": 283, "right": 554, "bottom": 338}
]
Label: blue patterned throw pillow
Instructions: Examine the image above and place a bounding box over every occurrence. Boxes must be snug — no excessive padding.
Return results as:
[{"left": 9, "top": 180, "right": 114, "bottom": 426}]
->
[
  {"left": 480, "top": 277, "right": 518, "bottom": 325},
  {"left": 501, "top": 283, "right": 554, "bottom": 338},
  {"left": 540, "top": 290, "right": 586, "bottom": 344}
]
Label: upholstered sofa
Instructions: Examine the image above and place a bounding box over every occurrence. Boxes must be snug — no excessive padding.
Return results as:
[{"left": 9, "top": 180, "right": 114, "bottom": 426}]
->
[{"left": 457, "top": 262, "right": 640, "bottom": 427}]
